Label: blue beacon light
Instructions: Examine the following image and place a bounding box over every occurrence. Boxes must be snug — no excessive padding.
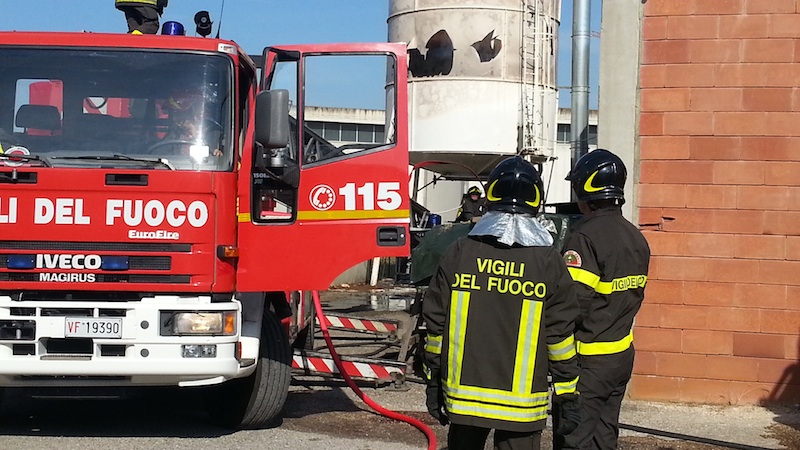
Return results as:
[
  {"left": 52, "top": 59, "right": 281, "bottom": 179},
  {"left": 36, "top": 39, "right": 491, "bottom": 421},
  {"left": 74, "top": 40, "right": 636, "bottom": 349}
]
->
[{"left": 161, "top": 21, "right": 186, "bottom": 36}]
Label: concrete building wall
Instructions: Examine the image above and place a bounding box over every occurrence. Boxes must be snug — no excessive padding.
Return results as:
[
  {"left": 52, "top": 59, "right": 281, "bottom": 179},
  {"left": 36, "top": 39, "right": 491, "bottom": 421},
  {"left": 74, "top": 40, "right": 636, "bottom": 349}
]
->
[
  {"left": 598, "top": 0, "right": 643, "bottom": 222},
  {"left": 624, "top": 0, "right": 800, "bottom": 406}
]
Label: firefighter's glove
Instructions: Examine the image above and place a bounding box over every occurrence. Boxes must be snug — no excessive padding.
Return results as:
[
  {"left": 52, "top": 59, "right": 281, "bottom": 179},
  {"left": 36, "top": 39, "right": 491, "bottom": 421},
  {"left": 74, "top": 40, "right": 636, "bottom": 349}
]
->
[
  {"left": 554, "top": 393, "right": 581, "bottom": 436},
  {"left": 425, "top": 385, "right": 449, "bottom": 426}
]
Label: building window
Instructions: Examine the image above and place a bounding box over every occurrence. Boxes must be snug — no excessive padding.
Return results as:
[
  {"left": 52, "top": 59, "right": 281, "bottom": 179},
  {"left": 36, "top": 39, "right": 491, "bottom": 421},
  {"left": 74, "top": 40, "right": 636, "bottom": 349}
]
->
[
  {"left": 556, "top": 124, "right": 598, "bottom": 144},
  {"left": 322, "top": 123, "right": 339, "bottom": 141},
  {"left": 557, "top": 124, "right": 570, "bottom": 143},
  {"left": 303, "top": 121, "right": 386, "bottom": 144},
  {"left": 587, "top": 125, "right": 598, "bottom": 145},
  {"left": 357, "top": 124, "right": 375, "bottom": 143},
  {"left": 307, "top": 121, "right": 323, "bottom": 136},
  {"left": 341, "top": 123, "right": 357, "bottom": 141}
]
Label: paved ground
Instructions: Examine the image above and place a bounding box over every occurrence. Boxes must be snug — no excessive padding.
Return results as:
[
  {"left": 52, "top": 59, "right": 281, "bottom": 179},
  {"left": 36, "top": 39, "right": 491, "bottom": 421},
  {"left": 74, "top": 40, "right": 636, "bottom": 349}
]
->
[
  {"left": 0, "top": 285, "right": 797, "bottom": 449},
  {"left": 315, "top": 285, "right": 800, "bottom": 450},
  {"left": 284, "top": 376, "right": 800, "bottom": 450},
  {"left": 0, "top": 380, "right": 797, "bottom": 450}
]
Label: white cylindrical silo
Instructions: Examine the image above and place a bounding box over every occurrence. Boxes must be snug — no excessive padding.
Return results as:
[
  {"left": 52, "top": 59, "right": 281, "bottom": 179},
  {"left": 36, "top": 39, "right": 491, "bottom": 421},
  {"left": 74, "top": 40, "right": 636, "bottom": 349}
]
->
[{"left": 389, "top": 0, "right": 561, "bottom": 178}]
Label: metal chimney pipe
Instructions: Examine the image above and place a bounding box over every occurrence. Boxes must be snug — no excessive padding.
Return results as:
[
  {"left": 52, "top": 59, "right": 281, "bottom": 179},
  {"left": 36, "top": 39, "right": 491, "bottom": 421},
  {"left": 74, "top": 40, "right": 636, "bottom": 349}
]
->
[{"left": 571, "top": 0, "right": 591, "bottom": 166}]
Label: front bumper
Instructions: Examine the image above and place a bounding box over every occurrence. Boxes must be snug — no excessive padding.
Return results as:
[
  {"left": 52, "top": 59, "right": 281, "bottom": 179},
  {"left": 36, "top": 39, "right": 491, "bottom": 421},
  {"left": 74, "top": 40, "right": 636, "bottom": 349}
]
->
[{"left": 0, "top": 295, "right": 253, "bottom": 387}]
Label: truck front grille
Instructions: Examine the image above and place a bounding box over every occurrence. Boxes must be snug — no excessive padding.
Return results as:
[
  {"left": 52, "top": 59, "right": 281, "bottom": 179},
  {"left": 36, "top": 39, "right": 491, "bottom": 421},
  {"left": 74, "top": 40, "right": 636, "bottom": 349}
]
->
[{"left": 0, "top": 240, "right": 195, "bottom": 285}]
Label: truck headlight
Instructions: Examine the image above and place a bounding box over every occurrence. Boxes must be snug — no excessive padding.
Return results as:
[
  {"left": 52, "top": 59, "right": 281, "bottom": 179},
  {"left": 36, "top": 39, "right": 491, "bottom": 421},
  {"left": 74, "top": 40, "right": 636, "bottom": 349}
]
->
[{"left": 172, "top": 312, "right": 236, "bottom": 336}]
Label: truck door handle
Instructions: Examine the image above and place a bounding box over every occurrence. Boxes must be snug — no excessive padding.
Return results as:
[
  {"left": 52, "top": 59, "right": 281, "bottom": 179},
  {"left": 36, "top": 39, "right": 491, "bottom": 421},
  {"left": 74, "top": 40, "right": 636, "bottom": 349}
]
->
[{"left": 376, "top": 226, "right": 406, "bottom": 247}]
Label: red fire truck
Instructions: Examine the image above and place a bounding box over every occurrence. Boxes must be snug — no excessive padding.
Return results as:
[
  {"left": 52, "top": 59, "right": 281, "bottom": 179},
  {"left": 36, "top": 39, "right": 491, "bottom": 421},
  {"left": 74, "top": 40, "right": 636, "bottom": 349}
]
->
[{"left": 0, "top": 28, "right": 409, "bottom": 428}]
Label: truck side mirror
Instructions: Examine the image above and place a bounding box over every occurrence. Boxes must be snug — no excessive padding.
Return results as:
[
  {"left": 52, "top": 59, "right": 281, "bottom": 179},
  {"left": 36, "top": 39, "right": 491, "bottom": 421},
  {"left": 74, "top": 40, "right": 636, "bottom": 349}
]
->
[{"left": 255, "top": 90, "right": 290, "bottom": 149}]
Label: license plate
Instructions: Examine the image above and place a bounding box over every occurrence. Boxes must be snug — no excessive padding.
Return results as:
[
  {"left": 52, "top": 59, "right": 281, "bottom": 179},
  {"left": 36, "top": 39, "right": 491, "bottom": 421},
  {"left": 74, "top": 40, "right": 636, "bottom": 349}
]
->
[{"left": 65, "top": 318, "right": 122, "bottom": 338}]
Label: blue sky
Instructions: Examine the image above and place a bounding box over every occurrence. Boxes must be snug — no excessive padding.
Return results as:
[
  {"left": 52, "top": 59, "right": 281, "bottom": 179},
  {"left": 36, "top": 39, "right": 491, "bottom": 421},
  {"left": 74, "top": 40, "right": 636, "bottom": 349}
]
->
[{"left": 2, "top": 0, "right": 601, "bottom": 108}]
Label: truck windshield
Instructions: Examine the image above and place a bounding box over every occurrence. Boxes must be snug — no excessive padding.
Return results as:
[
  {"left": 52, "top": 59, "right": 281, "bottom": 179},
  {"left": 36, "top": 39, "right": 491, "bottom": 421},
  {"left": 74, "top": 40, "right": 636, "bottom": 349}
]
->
[{"left": 0, "top": 48, "right": 233, "bottom": 171}]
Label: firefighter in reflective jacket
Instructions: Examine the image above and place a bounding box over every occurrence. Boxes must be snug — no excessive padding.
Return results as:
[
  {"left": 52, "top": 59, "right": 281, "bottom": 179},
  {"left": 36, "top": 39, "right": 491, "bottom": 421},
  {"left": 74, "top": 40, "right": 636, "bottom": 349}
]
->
[
  {"left": 423, "top": 156, "right": 582, "bottom": 450},
  {"left": 554, "top": 149, "right": 651, "bottom": 450},
  {"left": 115, "top": 0, "right": 167, "bottom": 35}
]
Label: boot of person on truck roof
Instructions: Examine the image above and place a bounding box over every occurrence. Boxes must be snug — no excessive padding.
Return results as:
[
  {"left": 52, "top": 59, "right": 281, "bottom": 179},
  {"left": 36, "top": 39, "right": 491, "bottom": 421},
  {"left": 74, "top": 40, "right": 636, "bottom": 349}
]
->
[{"left": 115, "top": 0, "right": 167, "bottom": 35}]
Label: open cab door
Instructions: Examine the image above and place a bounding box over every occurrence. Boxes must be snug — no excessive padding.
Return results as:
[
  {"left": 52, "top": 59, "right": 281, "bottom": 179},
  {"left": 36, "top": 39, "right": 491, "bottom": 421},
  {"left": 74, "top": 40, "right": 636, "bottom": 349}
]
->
[{"left": 236, "top": 43, "right": 410, "bottom": 291}]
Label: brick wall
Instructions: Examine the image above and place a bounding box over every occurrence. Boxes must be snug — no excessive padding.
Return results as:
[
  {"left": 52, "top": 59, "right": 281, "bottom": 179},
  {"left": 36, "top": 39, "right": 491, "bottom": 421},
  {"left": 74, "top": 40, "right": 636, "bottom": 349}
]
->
[{"left": 633, "top": 0, "right": 800, "bottom": 405}]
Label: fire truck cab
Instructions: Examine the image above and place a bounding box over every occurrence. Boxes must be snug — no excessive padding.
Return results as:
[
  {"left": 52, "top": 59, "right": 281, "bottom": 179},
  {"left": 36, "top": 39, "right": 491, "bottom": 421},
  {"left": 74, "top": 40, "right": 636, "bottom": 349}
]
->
[{"left": 0, "top": 30, "right": 409, "bottom": 428}]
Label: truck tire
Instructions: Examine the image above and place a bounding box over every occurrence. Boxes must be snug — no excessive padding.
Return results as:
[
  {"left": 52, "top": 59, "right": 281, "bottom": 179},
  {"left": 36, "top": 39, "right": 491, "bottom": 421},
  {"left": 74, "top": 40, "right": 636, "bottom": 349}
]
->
[{"left": 205, "top": 309, "right": 292, "bottom": 429}]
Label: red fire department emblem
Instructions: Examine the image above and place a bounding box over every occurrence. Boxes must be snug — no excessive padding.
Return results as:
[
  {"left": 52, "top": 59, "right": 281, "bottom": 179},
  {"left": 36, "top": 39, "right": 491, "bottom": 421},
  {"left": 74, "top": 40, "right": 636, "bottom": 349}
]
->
[
  {"left": 309, "top": 184, "right": 336, "bottom": 211},
  {"left": 564, "top": 250, "right": 582, "bottom": 267}
]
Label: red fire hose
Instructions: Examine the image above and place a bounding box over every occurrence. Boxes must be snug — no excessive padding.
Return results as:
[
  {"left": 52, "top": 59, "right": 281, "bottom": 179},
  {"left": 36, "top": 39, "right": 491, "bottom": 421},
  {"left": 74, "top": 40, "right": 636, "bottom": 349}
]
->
[{"left": 311, "top": 290, "right": 438, "bottom": 450}]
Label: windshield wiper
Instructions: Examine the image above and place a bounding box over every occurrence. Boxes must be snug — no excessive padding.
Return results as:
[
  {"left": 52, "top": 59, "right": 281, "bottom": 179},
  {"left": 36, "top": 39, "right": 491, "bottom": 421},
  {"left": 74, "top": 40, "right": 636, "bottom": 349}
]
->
[
  {"left": 52, "top": 154, "right": 175, "bottom": 170},
  {"left": 112, "top": 154, "right": 176, "bottom": 170},
  {"left": 0, "top": 153, "right": 50, "bottom": 167}
]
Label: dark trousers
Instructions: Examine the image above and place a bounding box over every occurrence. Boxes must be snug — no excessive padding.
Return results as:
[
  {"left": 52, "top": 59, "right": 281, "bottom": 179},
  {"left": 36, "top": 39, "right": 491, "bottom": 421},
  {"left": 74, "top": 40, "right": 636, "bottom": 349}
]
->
[
  {"left": 448, "top": 423, "right": 542, "bottom": 450},
  {"left": 119, "top": 6, "right": 160, "bottom": 34},
  {"left": 553, "top": 347, "right": 635, "bottom": 450}
]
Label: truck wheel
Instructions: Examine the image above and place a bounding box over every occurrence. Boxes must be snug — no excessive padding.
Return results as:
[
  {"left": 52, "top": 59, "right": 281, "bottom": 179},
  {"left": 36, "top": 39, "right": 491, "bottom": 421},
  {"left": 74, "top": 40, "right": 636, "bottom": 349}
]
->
[{"left": 205, "top": 309, "right": 292, "bottom": 429}]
